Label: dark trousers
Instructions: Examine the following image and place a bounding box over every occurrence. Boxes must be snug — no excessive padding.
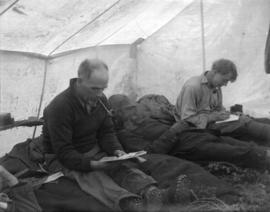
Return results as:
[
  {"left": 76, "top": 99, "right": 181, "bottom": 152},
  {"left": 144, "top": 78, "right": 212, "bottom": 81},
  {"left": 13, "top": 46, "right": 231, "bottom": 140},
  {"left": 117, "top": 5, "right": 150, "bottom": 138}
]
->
[
  {"left": 107, "top": 161, "right": 156, "bottom": 195},
  {"left": 3, "top": 178, "right": 112, "bottom": 212},
  {"left": 211, "top": 119, "right": 270, "bottom": 147},
  {"left": 171, "top": 130, "right": 267, "bottom": 170},
  {"left": 3, "top": 183, "right": 41, "bottom": 212},
  {"left": 119, "top": 154, "right": 237, "bottom": 203},
  {"left": 36, "top": 177, "right": 112, "bottom": 212}
]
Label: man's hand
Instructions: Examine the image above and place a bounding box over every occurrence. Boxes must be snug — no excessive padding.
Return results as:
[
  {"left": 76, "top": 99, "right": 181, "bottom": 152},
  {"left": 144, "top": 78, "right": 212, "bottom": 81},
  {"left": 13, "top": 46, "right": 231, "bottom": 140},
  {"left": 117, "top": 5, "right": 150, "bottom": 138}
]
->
[
  {"left": 90, "top": 160, "right": 112, "bottom": 171},
  {"left": 217, "top": 111, "right": 230, "bottom": 121},
  {"left": 210, "top": 111, "right": 230, "bottom": 122},
  {"left": 208, "top": 110, "right": 230, "bottom": 122},
  {"left": 90, "top": 150, "right": 127, "bottom": 170},
  {"left": 239, "top": 114, "right": 252, "bottom": 125},
  {"left": 113, "top": 150, "right": 126, "bottom": 157}
]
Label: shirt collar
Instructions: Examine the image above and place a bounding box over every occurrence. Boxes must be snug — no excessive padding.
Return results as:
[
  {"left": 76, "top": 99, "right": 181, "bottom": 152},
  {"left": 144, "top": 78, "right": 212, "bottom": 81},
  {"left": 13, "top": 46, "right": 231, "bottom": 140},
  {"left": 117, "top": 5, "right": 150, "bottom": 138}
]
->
[
  {"left": 200, "top": 72, "right": 219, "bottom": 93},
  {"left": 200, "top": 72, "right": 209, "bottom": 84}
]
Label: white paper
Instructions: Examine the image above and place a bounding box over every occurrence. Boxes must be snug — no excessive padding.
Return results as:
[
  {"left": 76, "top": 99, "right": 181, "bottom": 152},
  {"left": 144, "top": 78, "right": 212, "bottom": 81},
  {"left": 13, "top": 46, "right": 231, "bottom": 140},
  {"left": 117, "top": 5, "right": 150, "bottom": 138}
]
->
[
  {"left": 99, "top": 151, "right": 147, "bottom": 162},
  {"left": 44, "top": 171, "right": 64, "bottom": 183},
  {"left": 216, "top": 114, "right": 239, "bottom": 124}
]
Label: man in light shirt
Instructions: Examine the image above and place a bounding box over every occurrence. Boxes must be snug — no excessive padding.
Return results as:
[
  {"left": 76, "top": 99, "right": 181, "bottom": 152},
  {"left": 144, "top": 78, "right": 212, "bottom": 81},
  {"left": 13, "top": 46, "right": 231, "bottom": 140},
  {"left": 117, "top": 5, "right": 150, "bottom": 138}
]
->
[{"left": 172, "top": 59, "right": 270, "bottom": 170}]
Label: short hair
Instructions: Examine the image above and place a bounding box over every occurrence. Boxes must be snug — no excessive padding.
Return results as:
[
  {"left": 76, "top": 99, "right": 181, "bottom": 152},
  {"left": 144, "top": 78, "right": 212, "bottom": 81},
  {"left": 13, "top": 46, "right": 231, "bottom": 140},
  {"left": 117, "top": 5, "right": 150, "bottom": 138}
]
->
[
  {"left": 77, "top": 59, "right": 108, "bottom": 79},
  {"left": 212, "top": 59, "right": 238, "bottom": 82}
]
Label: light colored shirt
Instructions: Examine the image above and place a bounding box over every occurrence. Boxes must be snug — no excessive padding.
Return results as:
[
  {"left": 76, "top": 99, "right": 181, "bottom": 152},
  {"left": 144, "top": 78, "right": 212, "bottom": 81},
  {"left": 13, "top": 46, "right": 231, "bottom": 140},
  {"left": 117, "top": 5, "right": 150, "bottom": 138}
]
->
[{"left": 175, "top": 72, "right": 223, "bottom": 128}]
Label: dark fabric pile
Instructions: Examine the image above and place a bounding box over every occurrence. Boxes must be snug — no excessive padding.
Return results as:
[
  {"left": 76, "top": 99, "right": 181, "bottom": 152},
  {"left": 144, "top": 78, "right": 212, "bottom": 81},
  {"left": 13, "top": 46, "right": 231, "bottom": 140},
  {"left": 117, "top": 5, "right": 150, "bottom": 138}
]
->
[
  {"left": 0, "top": 140, "right": 111, "bottom": 212},
  {"left": 109, "top": 94, "right": 239, "bottom": 203},
  {"left": 3, "top": 93, "right": 269, "bottom": 209}
]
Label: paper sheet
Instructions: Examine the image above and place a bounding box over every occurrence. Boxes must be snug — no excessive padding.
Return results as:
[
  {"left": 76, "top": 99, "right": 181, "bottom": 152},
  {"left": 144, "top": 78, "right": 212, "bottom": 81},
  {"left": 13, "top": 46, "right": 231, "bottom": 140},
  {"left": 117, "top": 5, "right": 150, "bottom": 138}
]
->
[
  {"left": 216, "top": 114, "right": 239, "bottom": 123},
  {"left": 44, "top": 171, "right": 64, "bottom": 183},
  {"left": 99, "top": 151, "right": 147, "bottom": 162}
]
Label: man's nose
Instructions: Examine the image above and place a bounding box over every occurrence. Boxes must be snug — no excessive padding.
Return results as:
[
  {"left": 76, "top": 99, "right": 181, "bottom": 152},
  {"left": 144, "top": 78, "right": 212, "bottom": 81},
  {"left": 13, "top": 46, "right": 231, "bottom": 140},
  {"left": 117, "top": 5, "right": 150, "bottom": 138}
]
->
[{"left": 96, "top": 90, "right": 103, "bottom": 96}]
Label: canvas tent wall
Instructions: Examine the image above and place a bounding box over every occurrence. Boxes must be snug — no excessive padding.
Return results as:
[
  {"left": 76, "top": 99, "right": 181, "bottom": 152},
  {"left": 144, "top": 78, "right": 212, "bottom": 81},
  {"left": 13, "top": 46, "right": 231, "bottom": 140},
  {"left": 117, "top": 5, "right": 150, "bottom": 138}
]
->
[
  {"left": 0, "top": 0, "right": 270, "bottom": 155},
  {"left": 137, "top": 0, "right": 270, "bottom": 115},
  {"left": 0, "top": 0, "right": 192, "bottom": 154},
  {"left": 0, "top": 45, "right": 132, "bottom": 154}
]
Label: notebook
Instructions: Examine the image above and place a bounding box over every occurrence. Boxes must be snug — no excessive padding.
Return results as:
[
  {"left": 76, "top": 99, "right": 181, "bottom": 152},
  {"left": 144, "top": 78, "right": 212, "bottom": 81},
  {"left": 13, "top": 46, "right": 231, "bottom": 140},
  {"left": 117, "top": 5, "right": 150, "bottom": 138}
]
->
[
  {"left": 216, "top": 114, "right": 239, "bottom": 124},
  {"left": 99, "top": 151, "right": 147, "bottom": 162}
]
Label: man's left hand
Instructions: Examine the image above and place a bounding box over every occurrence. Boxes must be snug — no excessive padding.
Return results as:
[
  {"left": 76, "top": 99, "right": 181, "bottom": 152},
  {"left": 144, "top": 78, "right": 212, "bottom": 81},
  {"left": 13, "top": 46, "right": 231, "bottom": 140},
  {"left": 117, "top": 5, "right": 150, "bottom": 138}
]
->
[
  {"left": 239, "top": 114, "right": 252, "bottom": 125},
  {"left": 113, "top": 150, "right": 126, "bottom": 157}
]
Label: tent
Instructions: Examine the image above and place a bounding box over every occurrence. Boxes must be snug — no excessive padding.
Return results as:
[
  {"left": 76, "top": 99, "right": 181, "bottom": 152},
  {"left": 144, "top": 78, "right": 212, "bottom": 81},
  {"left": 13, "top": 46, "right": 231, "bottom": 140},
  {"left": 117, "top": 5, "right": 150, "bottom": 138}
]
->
[{"left": 0, "top": 0, "right": 270, "bottom": 155}]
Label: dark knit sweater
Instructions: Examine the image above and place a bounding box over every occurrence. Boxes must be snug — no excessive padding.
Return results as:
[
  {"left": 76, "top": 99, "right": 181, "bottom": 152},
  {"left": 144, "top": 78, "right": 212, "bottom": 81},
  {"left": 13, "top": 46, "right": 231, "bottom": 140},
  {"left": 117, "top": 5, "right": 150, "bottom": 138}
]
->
[{"left": 42, "top": 78, "right": 123, "bottom": 172}]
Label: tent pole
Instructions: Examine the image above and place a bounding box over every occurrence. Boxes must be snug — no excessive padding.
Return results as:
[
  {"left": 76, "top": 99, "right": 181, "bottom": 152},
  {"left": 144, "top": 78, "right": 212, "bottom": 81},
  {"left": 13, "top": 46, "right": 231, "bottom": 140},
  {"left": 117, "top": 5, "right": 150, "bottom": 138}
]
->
[
  {"left": 0, "top": 0, "right": 19, "bottom": 16},
  {"left": 0, "top": 61, "right": 2, "bottom": 112},
  {"left": 32, "top": 59, "right": 48, "bottom": 139},
  {"left": 48, "top": 0, "right": 122, "bottom": 56},
  {"left": 200, "top": 0, "right": 206, "bottom": 72},
  {"left": 130, "top": 38, "right": 144, "bottom": 99}
]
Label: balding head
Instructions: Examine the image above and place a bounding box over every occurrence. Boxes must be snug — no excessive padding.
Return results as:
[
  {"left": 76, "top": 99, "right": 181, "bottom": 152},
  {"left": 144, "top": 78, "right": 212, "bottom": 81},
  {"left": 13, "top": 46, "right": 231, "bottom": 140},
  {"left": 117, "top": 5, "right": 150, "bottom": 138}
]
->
[
  {"left": 76, "top": 59, "right": 109, "bottom": 102},
  {"left": 78, "top": 59, "right": 108, "bottom": 80}
]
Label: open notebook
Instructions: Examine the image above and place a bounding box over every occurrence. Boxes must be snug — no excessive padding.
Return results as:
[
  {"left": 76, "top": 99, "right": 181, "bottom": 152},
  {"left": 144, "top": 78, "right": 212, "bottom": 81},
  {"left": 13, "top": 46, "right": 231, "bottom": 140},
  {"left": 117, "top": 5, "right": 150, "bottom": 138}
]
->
[
  {"left": 99, "top": 151, "right": 147, "bottom": 162},
  {"left": 216, "top": 114, "right": 239, "bottom": 124}
]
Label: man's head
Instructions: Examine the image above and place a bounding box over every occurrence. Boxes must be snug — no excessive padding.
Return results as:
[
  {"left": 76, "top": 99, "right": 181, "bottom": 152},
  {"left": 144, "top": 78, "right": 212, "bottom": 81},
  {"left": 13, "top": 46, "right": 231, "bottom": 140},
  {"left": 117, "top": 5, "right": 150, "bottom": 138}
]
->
[
  {"left": 76, "top": 59, "right": 109, "bottom": 102},
  {"left": 209, "top": 59, "right": 238, "bottom": 88}
]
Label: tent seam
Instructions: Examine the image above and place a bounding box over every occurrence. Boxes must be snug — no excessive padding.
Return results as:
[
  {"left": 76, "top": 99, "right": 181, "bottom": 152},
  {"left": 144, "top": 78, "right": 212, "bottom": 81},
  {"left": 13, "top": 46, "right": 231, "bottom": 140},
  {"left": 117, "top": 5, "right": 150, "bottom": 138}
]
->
[
  {"left": 0, "top": 0, "right": 19, "bottom": 16},
  {"left": 32, "top": 59, "right": 48, "bottom": 139},
  {"left": 47, "top": 0, "right": 122, "bottom": 56}
]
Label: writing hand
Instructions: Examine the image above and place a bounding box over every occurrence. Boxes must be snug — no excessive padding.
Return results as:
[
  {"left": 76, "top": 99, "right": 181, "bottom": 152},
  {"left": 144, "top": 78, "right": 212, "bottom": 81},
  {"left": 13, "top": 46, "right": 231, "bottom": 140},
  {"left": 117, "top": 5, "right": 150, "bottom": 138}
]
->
[
  {"left": 90, "top": 160, "right": 111, "bottom": 171},
  {"left": 239, "top": 114, "right": 252, "bottom": 124},
  {"left": 217, "top": 111, "right": 230, "bottom": 121},
  {"left": 113, "top": 150, "right": 126, "bottom": 157}
]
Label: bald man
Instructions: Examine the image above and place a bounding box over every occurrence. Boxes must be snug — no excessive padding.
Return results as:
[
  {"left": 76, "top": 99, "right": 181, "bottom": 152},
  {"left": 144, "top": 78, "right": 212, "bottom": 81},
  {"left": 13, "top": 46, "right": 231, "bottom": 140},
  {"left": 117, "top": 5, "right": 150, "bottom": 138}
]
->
[{"left": 42, "top": 59, "right": 164, "bottom": 212}]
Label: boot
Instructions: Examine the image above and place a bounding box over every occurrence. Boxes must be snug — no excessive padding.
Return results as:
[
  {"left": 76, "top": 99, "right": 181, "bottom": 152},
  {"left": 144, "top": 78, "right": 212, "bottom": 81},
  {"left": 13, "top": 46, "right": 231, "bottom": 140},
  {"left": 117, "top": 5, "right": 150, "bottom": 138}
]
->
[
  {"left": 169, "top": 175, "right": 193, "bottom": 204},
  {"left": 119, "top": 196, "right": 145, "bottom": 212},
  {"left": 142, "top": 185, "right": 168, "bottom": 212}
]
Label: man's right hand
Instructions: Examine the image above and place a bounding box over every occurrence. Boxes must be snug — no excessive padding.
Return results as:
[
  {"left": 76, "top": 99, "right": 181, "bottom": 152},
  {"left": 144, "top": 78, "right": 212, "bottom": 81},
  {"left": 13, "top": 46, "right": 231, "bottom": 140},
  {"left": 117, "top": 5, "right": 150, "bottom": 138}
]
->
[
  {"left": 90, "top": 160, "right": 123, "bottom": 171},
  {"left": 90, "top": 160, "right": 112, "bottom": 171},
  {"left": 210, "top": 111, "right": 230, "bottom": 122}
]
